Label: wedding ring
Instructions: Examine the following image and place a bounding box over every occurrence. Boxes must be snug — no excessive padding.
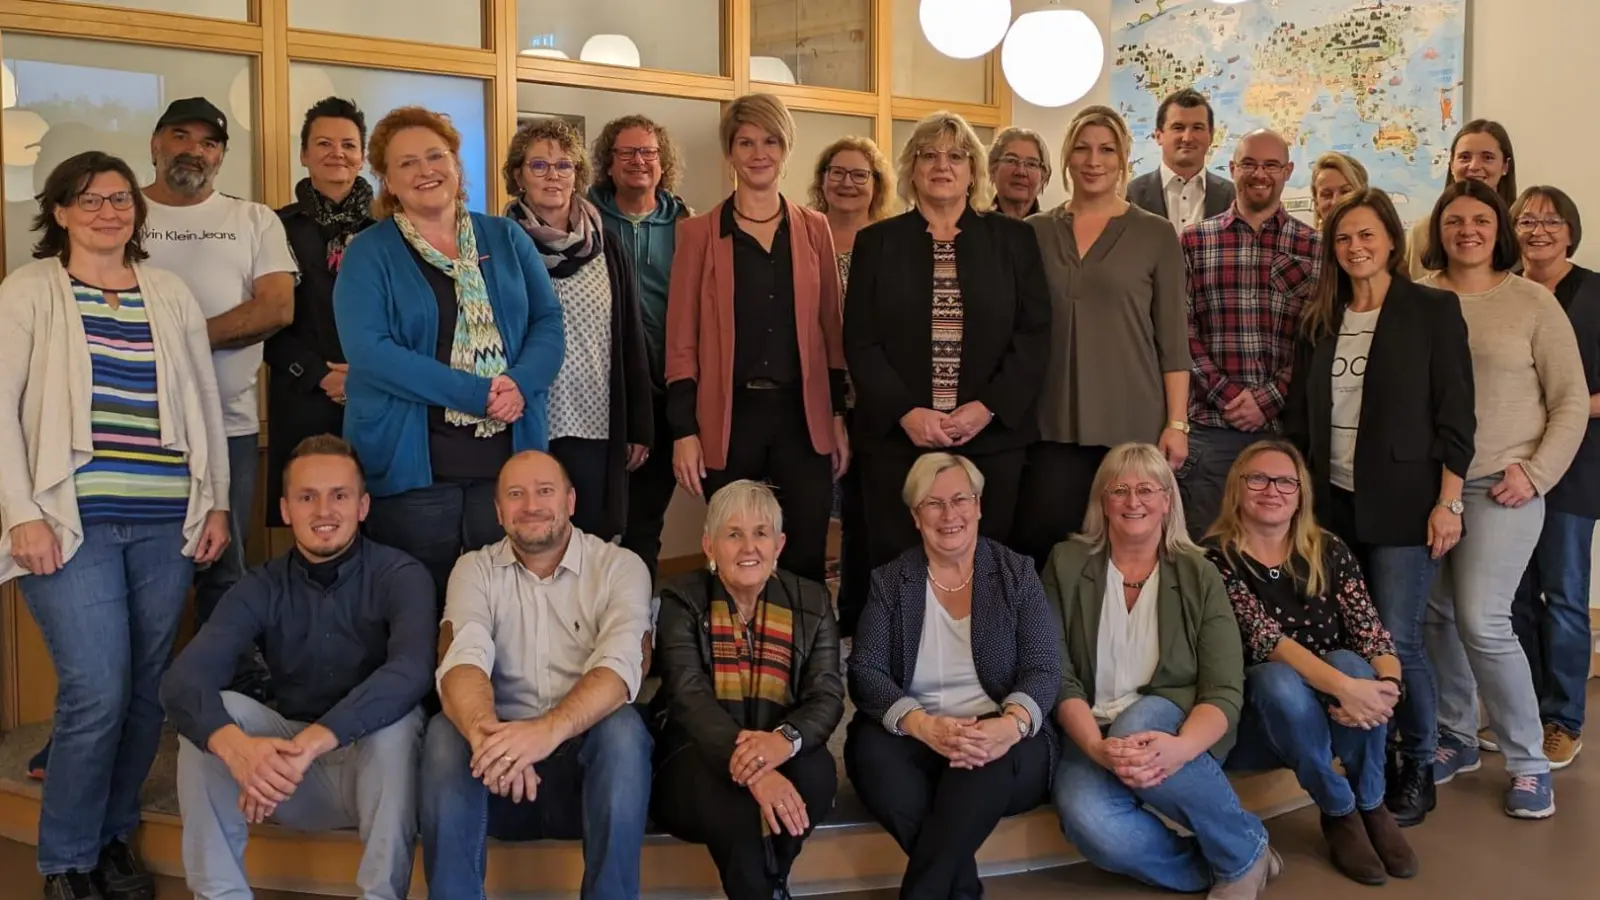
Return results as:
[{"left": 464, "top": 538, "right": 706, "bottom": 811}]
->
[{"left": 756, "top": 756, "right": 766, "bottom": 767}]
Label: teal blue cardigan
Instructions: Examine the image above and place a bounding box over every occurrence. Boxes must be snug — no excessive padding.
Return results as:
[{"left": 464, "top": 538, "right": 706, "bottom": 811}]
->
[{"left": 332, "top": 213, "right": 565, "bottom": 498}]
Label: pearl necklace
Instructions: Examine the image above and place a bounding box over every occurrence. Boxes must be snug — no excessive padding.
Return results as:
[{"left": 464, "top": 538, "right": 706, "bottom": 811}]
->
[{"left": 928, "top": 568, "right": 974, "bottom": 593}]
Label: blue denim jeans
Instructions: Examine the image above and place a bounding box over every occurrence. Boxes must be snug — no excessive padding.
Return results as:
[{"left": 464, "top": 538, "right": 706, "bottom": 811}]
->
[
  {"left": 1512, "top": 508, "right": 1595, "bottom": 735},
  {"left": 19, "top": 521, "right": 193, "bottom": 875},
  {"left": 419, "top": 706, "right": 652, "bottom": 900},
  {"left": 1053, "top": 696, "right": 1268, "bottom": 893},
  {"left": 365, "top": 478, "right": 501, "bottom": 615},
  {"left": 1365, "top": 545, "right": 1442, "bottom": 761},
  {"left": 1177, "top": 425, "right": 1264, "bottom": 540},
  {"left": 1229, "top": 650, "right": 1387, "bottom": 816},
  {"left": 193, "top": 433, "right": 256, "bottom": 625}
]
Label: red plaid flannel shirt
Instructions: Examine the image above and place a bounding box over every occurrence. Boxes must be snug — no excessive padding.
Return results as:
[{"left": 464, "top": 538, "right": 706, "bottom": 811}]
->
[{"left": 1182, "top": 205, "right": 1321, "bottom": 430}]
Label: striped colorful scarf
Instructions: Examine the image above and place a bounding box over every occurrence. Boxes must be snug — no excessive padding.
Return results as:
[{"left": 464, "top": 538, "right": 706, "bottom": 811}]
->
[{"left": 710, "top": 596, "right": 795, "bottom": 713}]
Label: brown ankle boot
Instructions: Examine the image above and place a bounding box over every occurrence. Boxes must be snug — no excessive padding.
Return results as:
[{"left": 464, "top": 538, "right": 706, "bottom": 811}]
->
[
  {"left": 1360, "top": 805, "right": 1419, "bottom": 879},
  {"left": 1321, "top": 811, "right": 1387, "bottom": 885}
]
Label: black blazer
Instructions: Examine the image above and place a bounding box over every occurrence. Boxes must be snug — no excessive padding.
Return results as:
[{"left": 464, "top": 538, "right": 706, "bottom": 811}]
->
[
  {"left": 843, "top": 205, "right": 1051, "bottom": 456},
  {"left": 1284, "top": 278, "right": 1476, "bottom": 546},
  {"left": 1127, "top": 169, "right": 1236, "bottom": 223}
]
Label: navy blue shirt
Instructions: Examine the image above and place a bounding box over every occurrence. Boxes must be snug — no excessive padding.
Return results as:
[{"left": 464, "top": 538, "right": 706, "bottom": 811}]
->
[
  {"left": 161, "top": 536, "right": 438, "bottom": 749},
  {"left": 1548, "top": 265, "right": 1600, "bottom": 518}
]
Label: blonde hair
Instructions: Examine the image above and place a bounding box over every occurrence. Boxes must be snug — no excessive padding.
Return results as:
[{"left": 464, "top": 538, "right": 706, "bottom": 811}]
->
[
  {"left": 902, "top": 452, "right": 986, "bottom": 509},
  {"left": 720, "top": 92, "right": 796, "bottom": 159},
  {"left": 987, "top": 126, "right": 1053, "bottom": 190},
  {"left": 1075, "top": 442, "right": 1198, "bottom": 557},
  {"left": 1311, "top": 152, "right": 1370, "bottom": 225},
  {"left": 366, "top": 106, "right": 467, "bottom": 219},
  {"left": 704, "top": 479, "right": 784, "bottom": 537},
  {"left": 1206, "top": 440, "right": 1327, "bottom": 597},
  {"left": 809, "top": 135, "right": 897, "bottom": 222},
  {"left": 896, "top": 111, "right": 993, "bottom": 209},
  {"left": 503, "top": 117, "right": 591, "bottom": 198},
  {"left": 1061, "top": 105, "right": 1132, "bottom": 200}
]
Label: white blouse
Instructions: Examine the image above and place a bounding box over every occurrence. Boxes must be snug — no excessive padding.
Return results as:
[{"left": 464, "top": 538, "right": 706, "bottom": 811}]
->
[
  {"left": 908, "top": 583, "right": 1001, "bottom": 718},
  {"left": 1091, "top": 561, "right": 1161, "bottom": 725}
]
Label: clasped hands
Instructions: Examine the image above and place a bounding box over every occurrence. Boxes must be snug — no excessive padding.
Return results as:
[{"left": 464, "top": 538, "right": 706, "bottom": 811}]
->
[
  {"left": 467, "top": 715, "right": 565, "bottom": 804},
  {"left": 1329, "top": 676, "right": 1401, "bottom": 731},
  {"left": 212, "top": 723, "right": 336, "bottom": 825},
  {"left": 1221, "top": 390, "right": 1267, "bottom": 432},
  {"left": 900, "top": 401, "right": 992, "bottom": 449},
  {"left": 1092, "top": 731, "right": 1196, "bottom": 791},
  {"left": 731, "top": 730, "right": 809, "bottom": 837},
  {"left": 486, "top": 374, "right": 526, "bottom": 424},
  {"left": 905, "top": 709, "right": 1020, "bottom": 770}
]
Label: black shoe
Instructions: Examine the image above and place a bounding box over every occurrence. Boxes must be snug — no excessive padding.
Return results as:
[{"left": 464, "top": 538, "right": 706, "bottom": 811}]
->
[
  {"left": 91, "top": 841, "right": 154, "bottom": 900},
  {"left": 43, "top": 872, "right": 103, "bottom": 900},
  {"left": 1387, "top": 754, "right": 1436, "bottom": 828}
]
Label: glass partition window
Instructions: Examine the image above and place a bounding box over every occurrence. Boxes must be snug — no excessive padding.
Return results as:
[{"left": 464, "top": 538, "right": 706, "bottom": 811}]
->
[
  {"left": 48, "top": 0, "right": 249, "bottom": 19},
  {"left": 782, "top": 111, "right": 874, "bottom": 204},
  {"left": 291, "top": 0, "right": 486, "bottom": 48},
  {"left": 516, "top": 82, "right": 725, "bottom": 214},
  {"left": 283, "top": 63, "right": 489, "bottom": 213},
  {"left": 890, "top": 0, "right": 989, "bottom": 104},
  {"left": 750, "top": 0, "right": 872, "bottom": 92},
  {"left": 516, "top": 0, "right": 723, "bottom": 75},
  {"left": 1, "top": 35, "right": 256, "bottom": 271}
]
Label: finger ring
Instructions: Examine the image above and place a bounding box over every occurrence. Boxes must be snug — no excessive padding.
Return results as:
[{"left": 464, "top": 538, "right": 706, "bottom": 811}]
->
[
  {"left": 756, "top": 756, "right": 766, "bottom": 767},
  {"left": 502, "top": 754, "right": 514, "bottom": 762}
]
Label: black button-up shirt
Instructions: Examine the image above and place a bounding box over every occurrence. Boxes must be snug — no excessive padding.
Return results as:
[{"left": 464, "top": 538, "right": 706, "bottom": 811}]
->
[{"left": 723, "top": 198, "right": 801, "bottom": 387}]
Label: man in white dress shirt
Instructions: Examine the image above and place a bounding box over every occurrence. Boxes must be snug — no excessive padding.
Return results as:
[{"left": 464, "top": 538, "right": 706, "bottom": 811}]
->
[
  {"left": 1127, "top": 88, "right": 1237, "bottom": 233},
  {"left": 420, "top": 450, "right": 654, "bottom": 900}
]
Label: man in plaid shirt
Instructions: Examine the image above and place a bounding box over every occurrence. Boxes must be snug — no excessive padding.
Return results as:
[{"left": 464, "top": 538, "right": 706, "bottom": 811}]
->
[{"left": 1179, "top": 129, "right": 1321, "bottom": 537}]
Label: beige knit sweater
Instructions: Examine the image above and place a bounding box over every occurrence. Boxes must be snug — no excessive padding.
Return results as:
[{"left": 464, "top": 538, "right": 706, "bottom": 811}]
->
[{"left": 1418, "top": 272, "right": 1588, "bottom": 491}]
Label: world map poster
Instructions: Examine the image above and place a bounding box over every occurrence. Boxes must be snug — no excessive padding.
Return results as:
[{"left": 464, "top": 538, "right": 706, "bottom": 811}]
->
[{"left": 1110, "top": 0, "right": 1468, "bottom": 224}]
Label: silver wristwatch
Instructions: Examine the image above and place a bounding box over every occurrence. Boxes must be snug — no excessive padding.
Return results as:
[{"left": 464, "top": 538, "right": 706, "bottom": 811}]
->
[{"left": 1438, "top": 497, "right": 1464, "bottom": 515}]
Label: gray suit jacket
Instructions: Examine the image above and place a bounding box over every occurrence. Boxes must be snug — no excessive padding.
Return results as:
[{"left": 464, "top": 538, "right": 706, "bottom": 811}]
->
[{"left": 1127, "top": 168, "right": 1236, "bottom": 224}]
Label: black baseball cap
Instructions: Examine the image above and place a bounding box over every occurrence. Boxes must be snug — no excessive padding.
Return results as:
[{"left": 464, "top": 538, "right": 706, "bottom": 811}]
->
[{"left": 154, "top": 97, "right": 229, "bottom": 144}]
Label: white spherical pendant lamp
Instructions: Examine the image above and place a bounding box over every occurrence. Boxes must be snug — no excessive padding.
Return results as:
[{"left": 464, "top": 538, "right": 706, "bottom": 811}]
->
[
  {"left": 919, "top": 0, "right": 1011, "bottom": 60},
  {"left": 580, "top": 34, "right": 642, "bottom": 68},
  {"left": 1001, "top": 7, "right": 1105, "bottom": 108}
]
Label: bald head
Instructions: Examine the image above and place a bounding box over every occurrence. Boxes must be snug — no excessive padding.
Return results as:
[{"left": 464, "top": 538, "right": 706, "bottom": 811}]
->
[
  {"left": 1230, "top": 129, "right": 1293, "bottom": 217},
  {"left": 498, "top": 450, "right": 571, "bottom": 492}
]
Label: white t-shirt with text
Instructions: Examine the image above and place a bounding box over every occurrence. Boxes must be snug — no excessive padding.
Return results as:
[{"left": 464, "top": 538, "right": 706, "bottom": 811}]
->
[
  {"left": 142, "top": 192, "right": 298, "bottom": 437},
  {"left": 1330, "top": 307, "right": 1381, "bottom": 491}
]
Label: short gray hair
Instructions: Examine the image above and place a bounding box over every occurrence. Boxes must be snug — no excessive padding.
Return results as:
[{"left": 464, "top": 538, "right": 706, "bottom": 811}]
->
[
  {"left": 704, "top": 479, "right": 784, "bottom": 537},
  {"left": 987, "top": 126, "right": 1052, "bottom": 189},
  {"left": 1074, "top": 442, "right": 1198, "bottom": 557},
  {"left": 902, "top": 452, "right": 986, "bottom": 509}
]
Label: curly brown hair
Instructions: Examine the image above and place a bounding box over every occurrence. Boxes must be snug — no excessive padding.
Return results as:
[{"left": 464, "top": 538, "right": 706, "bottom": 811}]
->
[
  {"left": 590, "top": 114, "right": 683, "bottom": 195},
  {"left": 367, "top": 106, "right": 467, "bottom": 219},
  {"left": 807, "top": 135, "right": 895, "bottom": 222},
  {"left": 503, "top": 117, "right": 591, "bottom": 199}
]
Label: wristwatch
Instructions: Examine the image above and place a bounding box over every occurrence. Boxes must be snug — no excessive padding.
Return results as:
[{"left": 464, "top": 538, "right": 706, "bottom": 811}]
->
[
  {"left": 775, "top": 723, "right": 802, "bottom": 758},
  {"left": 1002, "top": 706, "right": 1030, "bottom": 739},
  {"left": 1438, "top": 497, "right": 1464, "bottom": 515},
  {"left": 1166, "top": 420, "right": 1191, "bottom": 434}
]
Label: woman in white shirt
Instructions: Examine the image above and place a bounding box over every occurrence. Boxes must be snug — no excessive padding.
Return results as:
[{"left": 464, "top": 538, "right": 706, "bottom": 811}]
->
[
  {"left": 845, "top": 452, "right": 1059, "bottom": 900},
  {"left": 1041, "top": 442, "right": 1276, "bottom": 900}
]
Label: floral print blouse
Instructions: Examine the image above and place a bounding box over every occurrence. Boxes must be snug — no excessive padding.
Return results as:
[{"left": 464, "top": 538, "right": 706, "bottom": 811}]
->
[{"left": 1205, "top": 533, "right": 1396, "bottom": 665}]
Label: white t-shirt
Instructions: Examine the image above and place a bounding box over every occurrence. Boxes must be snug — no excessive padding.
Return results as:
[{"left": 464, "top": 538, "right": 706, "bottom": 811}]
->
[
  {"left": 1330, "top": 307, "right": 1382, "bottom": 491},
  {"left": 1092, "top": 562, "right": 1161, "bottom": 725},
  {"left": 908, "top": 583, "right": 1000, "bottom": 719},
  {"left": 141, "top": 192, "right": 298, "bottom": 437}
]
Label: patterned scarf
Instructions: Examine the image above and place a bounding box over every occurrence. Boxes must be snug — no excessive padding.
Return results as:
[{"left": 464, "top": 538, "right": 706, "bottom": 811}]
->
[
  {"left": 295, "top": 177, "right": 374, "bottom": 273},
  {"left": 709, "top": 588, "right": 796, "bottom": 728},
  {"left": 393, "top": 204, "right": 509, "bottom": 437},
  {"left": 504, "top": 195, "right": 605, "bottom": 278}
]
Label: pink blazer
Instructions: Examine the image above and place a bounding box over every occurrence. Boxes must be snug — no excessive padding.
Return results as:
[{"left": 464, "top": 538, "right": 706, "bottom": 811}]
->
[{"left": 664, "top": 199, "right": 845, "bottom": 471}]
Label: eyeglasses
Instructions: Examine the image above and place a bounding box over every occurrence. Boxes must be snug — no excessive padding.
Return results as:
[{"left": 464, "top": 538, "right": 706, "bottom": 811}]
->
[
  {"left": 525, "top": 158, "right": 577, "bottom": 179},
  {"left": 612, "top": 146, "right": 661, "bottom": 162},
  {"left": 826, "top": 166, "right": 872, "bottom": 186},
  {"left": 998, "top": 154, "right": 1045, "bottom": 173},
  {"left": 916, "top": 148, "right": 971, "bottom": 166},
  {"left": 916, "top": 493, "right": 977, "bottom": 516},
  {"left": 1234, "top": 161, "right": 1287, "bottom": 175},
  {"left": 393, "top": 149, "right": 453, "bottom": 175},
  {"left": 1106, "top": 483, "right": 1168, "bottom": 503},
  {"left": 1242, "top": 474, "right": 1301, "bottom": 494},
  {"left": 1515, "top": 216, "right": 1567, "bottom": 233},
  {"left": 75, "top": 191, "right": 135, "bottom": 212}
]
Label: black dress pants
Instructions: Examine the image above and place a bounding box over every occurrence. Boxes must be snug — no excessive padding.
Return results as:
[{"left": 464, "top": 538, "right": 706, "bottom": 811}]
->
[
  {"left": 844, "top": 714, "right": 1053, "bottom": 900},
  {"left": 1012, "top": 441, "right": 1110, "bottom": 568},
  {"left": 550, "top": 435, "right": 616, "bottom": 540},
  {"left": 836, "top": 411, "right": 872, "bottom": 637},
  {"left": 858, "top": 447, "right": 1026, "bottom": 572},
  {"left": 702, "top": 387, "right": 834, "bottom": 584},
  {"left": 652, "top": 745, "right": 839, "bottom": 900},
  {"left": 621, "top": 396, "right": 679, "bottom": 584}
]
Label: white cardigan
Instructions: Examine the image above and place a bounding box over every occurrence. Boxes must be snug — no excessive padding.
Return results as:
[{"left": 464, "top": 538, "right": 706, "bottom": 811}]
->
[{"left": 0, "top": 257, "right": 230, "bottom": 584}]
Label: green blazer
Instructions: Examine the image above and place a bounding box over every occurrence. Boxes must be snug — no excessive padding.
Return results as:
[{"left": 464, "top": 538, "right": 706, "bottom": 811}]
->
[{"left": 1041, "top": 540, "right": 1246, "bottom": 758}]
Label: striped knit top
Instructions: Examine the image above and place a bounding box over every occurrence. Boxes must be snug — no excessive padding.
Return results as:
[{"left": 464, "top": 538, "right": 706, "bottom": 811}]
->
[{"left": 72, "top": 280, "right": 191, "bottom": 524}]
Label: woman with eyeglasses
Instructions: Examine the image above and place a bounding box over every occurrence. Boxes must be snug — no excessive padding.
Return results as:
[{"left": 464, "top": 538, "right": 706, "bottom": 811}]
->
[
  {"left": 1015, "top": 105, "right": 1192, "bottom": 567},
  {"left": 1412, "top": 179, "right": 1586, "bottom": 819},
  {"left": 334, "top": 106, "right": 564, "bottom": 611},
  {"left": 1043, "top": 443, "right": 1278, "bottom": 899},
  {"left": 809, "top": 135, "right": 896, "bottom": 636},
  {"left": 844, "top": 111, "right": 1051, "bottom": 571},
  {"left": 0, "top": 151, "right": 231, "bottom": 898},
  {"left": 502, "top": 117, "right": 652, "bottom": 540},
  {"left": 1283, "top": 187, "right": 1474, "bottom": 826},
  {"left": 987, "top": 126, "right": 1052, "bottom": 219},
  {"left": 1208, "top": 442, "right": 1416, "bottom": 886},
  {"left": 1507, "top": 186, "right": 1600, "bottom": 772}
]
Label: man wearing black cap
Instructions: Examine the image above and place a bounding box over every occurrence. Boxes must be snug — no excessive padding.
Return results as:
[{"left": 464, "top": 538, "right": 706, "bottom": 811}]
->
[{"left": 142, "top": 97, "right": 299, "bottom": 637}]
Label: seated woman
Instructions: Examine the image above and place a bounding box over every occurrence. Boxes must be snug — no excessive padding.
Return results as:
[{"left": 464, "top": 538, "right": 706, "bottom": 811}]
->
[
  {"left": 1208, "top": 441, "right": 1417, "bottom": 886},
  {"left": 650, "top": 479, "right": 844, "bottom": 900},
  {"left": 1042, "top": 443, "right": 1276, "bottom": 900},
  {"left": 845, "top": 453, "right": 1058, "bottom": 900}
]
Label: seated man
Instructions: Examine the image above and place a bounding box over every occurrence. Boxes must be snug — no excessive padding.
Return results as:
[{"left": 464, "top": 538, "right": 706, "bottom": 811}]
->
[
  {"left": 422, "top": 450, "right": 654, "bottom": 900},
  {"left": 160, "top": 435, "right": 438, "bottom": 900}
]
